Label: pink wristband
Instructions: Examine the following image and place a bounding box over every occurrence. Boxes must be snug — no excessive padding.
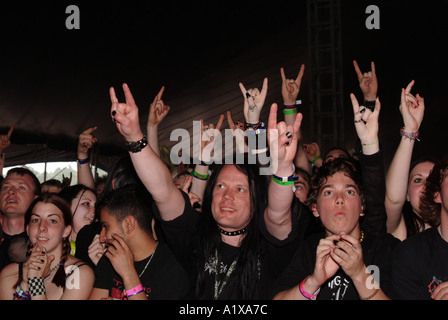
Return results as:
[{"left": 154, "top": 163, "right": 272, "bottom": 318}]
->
[
  {"left": 125, "top": 284, "right": 144, "bottom": 297},
  {"left": 299, "top": 276, "right": 320, "bottom": 300}
]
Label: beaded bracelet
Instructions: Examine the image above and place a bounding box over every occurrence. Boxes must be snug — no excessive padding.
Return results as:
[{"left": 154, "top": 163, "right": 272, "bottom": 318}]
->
[
  {"left": 400, "top": 128, "right": 420, "bottom": 141},
  {"left": 13, "top": 286, "right": 31, "bottom": 300}
]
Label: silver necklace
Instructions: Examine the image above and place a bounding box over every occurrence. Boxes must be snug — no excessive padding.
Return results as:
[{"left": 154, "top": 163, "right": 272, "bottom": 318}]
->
[{"left": 139, "top": 243, "right": 158, "bottom": 277}]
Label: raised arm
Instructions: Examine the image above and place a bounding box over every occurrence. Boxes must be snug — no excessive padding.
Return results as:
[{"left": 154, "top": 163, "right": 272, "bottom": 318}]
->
[
  {"left": 0, "top": 125, "right": 14, "bottom": 177},
  {"left": 147, "top": 86, "right": 170, "bottom": 157},
  {"left": 280, "top": 64, "right": 310, "bottom": 173},
  {"left": 264, "top": 103, "right": 303, "bottom": 240},
  {"left": 385, "top": 81, "right": 425, "bottom": 236},
  {"left": 110, "top": 83, "right": 184, "bottom": 221},
  {"left": 77, "top": 126, "right": 97, "bottom": 189},
  {"left": 189, "top": 114, "right": 224, "bottom": 209}
]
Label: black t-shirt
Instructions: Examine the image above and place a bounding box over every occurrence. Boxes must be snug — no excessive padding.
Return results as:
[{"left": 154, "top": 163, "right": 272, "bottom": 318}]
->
[
  {"left": 392, "top": 227, "right": 448, "bottom": 300},
  {"left": 272, "top": 231, "right": 399, "bottom": 300},
  {"left": 153, "top": 190, "right": 302, "bottom": 300},
  {"left": 94, "top": 242, "right": 190, "bottom": 300}
]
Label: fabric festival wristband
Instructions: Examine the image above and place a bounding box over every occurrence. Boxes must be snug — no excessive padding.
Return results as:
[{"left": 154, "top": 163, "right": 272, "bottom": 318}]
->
[
  {"left": 272, "top": 174, "right": 298, "bottom": 186},
  {"left": 126, "top": 284, "right": 144, "bottom": 297},
  {"left": 311, "top": 155, "right": 321, "bottom": 164},
  {"left": 283, "top": 108, "right": 297, "bottom": 115},
  {"left": 299, "top": 276, "right": 320, "bottom": 300}
]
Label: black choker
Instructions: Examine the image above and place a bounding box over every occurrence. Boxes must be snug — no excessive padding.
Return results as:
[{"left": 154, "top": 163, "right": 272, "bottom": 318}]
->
[{"left": 218, "top": 226, "right": 248, "bottom": 236}]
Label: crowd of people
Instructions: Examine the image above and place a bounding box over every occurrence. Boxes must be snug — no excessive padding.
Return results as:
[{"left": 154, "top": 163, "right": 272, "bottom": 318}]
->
[{"left": 0, "top": 59, "right": 446, "bottom": 300}]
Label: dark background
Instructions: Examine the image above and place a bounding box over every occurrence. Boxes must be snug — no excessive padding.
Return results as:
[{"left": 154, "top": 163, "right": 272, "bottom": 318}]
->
[{"left": 0, "top": 0, "right": 446, "bottom": 170}]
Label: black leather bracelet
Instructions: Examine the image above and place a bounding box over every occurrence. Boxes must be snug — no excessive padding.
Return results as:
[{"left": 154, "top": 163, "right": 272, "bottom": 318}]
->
[{"left": 126, "top": 135, "right": 148, "bottom": 153}]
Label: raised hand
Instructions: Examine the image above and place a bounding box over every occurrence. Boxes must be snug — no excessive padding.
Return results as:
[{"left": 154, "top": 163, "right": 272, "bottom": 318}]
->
[
  {"left": 148, "top": 86, "right": 170, "bottom": 127},
  {"left": 0, "top": 125, "right": 14, "bottom": 153},
  {"left": 399, "top": 80, "right": 425, "bottom": 133},
  {"left": 239, "top": 78, "right": 268, "bottom": 124},
  {"left": 353, "top": 60, "right": 378, "bottom": 101},
  {"left": 199, "top": 114, "right": 224, "bottom": 163},
  {"left": 226, "top": 111, "right": 247, "bottom": 153},
  {"left": 110, "top": 83, "right": 143, "bottom": 142},
  {"left": 267, "top": 103, "right": 303, "bottom": 174},
  {"left": 303, "top": 142, "right": 321, "bottom": 162},
  {"left": 77, "top": 126, "right": 98, "bottom": 159},
  {"left": 280, "top": 64, "right": 305, "bottom": 105},
  {"left": 350, "top": 93, "right": 381, "bottom": 145}
]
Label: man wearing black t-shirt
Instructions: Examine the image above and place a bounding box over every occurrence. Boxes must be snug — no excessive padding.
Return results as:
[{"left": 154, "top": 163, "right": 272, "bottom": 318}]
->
[
  {"left": 88, "top": 186, "right": 190, "bottom": 300},
  {"left": 0, "top": 168, "right": 40, "bottom": 271}
]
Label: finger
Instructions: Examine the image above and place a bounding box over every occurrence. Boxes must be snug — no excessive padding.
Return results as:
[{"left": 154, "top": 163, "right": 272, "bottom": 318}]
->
[
  {"left": 260, "top": 77, "right": 268, "bottom": 97},
  {"left": 239, "top": 82, "right": 247, "bottom": 96},
  {"left": 7, "top": 125, "right": 14, "bottom": 138},
  {"left": 156, "top": 86, "right": 165, "bottom": 100},
  {"left": 181, "top": 175, "right": 192, "bottom": 193},
  {"left": 226, "top": 111, "right": 235, "bottom": 128},
  {"left": 405, "top": 80, "right": 415, "bottom": 95},
  {"left": 215, "top": 114, "right": 224, "bottom": 131},
  {"left": 83, "top": 126, "right": 98, "bottom": 135},
  {"left": 109, "top": 87, "right": 118, "bottom": 103},
  {"left": 353, "top": 60, "right": 363, "bottom": 80},
  {"left": 122, "top": 83, "right": 137, "bottom": 108},
  {"left": 295, "top": 64, "right": 305, "bottom": 85},
  {"left": 292, "top": 112, "right": 303, "bottom": 137},
  {"left": 416, "top": 94, "right": 425, "bottom": 107},
  {"left": 370, "top": 61, "right": 376, "bottom": 76},
  {"left": 267, "top": 103, "right": 278, "bottom": 131},
  {"left": 280, "top": 67, "right": 286, "bottom": 82},
  {"left": 350, "top": 93, "right": 361, "bottom": 117}
]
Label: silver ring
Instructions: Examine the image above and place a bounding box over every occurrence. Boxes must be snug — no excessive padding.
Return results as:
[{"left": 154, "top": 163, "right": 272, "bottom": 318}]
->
[
  {"left": 249, "top": 105, "right": 255, "bottom": 111},
  {"left": 353, "top": 244, "right": 361, "bottom": 250},
  {"left": 354, "top": 120, "right": 362, "bottom": 123}
]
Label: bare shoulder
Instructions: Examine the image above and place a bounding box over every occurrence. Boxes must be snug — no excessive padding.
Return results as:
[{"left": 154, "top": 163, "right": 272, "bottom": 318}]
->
[
  {"left": 64, "top": 256, "right": 93, "bottom": 275},
  {"left": 0, "top": 263, "right": 19, "bottom": 299}
]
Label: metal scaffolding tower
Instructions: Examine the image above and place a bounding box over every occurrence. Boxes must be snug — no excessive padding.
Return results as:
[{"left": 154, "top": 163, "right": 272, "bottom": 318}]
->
[{"left": 306, "top": 0, "right": 344, "bottom": 154}]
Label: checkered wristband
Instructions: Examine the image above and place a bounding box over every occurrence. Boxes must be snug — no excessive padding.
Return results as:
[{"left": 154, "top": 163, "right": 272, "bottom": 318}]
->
[{"left": 27, "top": 277, "right": 46, "bottom": 297}]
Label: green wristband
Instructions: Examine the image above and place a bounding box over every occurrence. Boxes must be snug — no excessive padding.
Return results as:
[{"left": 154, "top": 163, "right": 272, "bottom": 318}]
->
[
  {"left": 193, "top": 170, "right": 209, "bottom": 180},
  {"left": 283, "top": 108, "right": 298, "bottom": 115},
  {"left": 311, "top": 155, "right": 321, "bottom": 164}
]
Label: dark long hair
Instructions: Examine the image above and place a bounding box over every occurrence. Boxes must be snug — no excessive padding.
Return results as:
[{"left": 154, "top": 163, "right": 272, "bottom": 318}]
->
[
  {"left": 403, "top": 156, "right": 437, "bottom": 236},
  {"left": 194, "top": 162, "right": 268, "bottom": 300},
  {"left": 420, "top": 155, "right": 448, "bottom": 227},
  {"left": 15, "top": 193, "right": 73, "bottom": 289}
]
